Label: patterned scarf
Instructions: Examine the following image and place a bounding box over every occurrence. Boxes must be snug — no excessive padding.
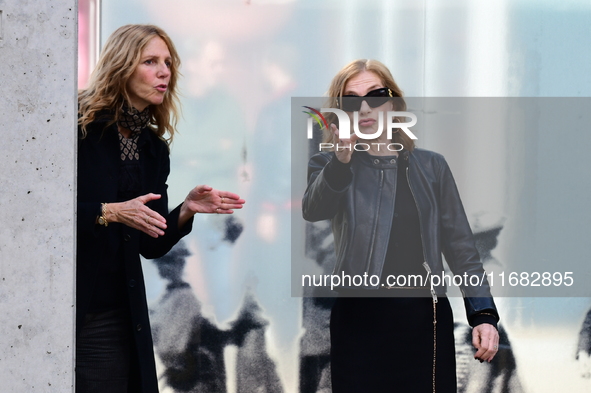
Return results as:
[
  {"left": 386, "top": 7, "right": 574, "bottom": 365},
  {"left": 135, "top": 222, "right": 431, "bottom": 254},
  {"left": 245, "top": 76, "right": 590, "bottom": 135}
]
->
[
  {"left": 118, "top": 104, "right": 150, "bottom": 161},
  {"left": 118, "top": 104, "right": 151, "bottom": 133}
]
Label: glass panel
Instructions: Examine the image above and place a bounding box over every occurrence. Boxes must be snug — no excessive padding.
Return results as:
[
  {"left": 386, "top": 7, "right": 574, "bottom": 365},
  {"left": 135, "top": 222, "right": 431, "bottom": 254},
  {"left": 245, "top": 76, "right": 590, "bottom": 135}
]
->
[
  {"left": 78, "top": 0, "right": 101, "bottom": 89},
  {"left": 94, "top": 1, "right": 591, "bottom": 391}
]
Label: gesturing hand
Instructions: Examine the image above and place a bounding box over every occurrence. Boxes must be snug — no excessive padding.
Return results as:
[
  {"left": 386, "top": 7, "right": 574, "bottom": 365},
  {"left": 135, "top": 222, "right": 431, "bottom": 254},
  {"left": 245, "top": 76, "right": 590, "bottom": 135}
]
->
[
  {"left": 178, "top": 185, "right": 245, "bottom": 228},
  {"left": 106, "top": 193, "right": 167, "bottom": 238},
  {"left": 332, "top": 123, "right": 359, "bottom": 164},
  {"left": 472, "top": 323, "right": 499, "bottom": 362}
]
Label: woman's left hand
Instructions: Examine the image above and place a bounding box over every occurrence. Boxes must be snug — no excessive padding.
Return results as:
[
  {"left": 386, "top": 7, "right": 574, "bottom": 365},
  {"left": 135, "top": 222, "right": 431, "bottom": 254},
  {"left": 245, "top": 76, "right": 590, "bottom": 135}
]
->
[
  {"left": 472, "top": 323, "right": 499, "bottom": 362},
  {"left": 178, "top": 185, "right": 245, "bottom": 228}
]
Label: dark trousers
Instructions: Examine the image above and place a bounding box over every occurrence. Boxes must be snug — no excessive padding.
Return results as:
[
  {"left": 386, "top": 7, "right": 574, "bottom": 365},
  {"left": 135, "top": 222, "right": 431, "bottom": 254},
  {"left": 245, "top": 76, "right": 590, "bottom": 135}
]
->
[{"left": 76, "top": 308, "right": 132, "bottom": 393}]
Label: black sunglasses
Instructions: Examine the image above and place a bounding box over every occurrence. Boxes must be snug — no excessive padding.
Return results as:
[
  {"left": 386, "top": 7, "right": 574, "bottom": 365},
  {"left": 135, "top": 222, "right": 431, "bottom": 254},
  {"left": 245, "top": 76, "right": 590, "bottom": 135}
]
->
[{"left": 338, "top": 87, "right": 394, "bottom": 112}]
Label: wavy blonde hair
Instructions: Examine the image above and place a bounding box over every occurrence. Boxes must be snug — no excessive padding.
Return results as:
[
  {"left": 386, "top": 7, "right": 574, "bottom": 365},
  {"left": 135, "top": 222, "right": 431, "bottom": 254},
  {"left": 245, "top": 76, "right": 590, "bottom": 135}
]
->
[
  {"left": 323, "top": 59, "right": 414, "bottom": 151},
  {"left": 78, "top": 24, "right": 181, "bottom": 144}
]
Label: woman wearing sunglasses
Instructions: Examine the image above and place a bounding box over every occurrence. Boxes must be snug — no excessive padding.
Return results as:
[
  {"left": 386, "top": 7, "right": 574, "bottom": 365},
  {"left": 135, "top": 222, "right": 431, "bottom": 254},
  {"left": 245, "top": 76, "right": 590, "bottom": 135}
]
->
[{"left": 302, "top": 59, "right": 499, "bottom": 392}]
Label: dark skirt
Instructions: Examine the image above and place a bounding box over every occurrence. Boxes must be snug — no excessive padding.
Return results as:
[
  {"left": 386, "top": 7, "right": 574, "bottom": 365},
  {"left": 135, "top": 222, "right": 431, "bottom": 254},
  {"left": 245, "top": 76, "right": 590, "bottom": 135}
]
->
[{"left": 330, "top": 296, "right": 457, "bottom": 393}]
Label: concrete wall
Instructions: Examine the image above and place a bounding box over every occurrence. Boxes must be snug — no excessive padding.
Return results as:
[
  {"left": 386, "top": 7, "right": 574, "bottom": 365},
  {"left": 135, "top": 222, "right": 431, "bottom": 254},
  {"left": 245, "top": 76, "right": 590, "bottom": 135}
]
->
[{"left": 0, "top": 0, "right": 77, "bottom": 391}]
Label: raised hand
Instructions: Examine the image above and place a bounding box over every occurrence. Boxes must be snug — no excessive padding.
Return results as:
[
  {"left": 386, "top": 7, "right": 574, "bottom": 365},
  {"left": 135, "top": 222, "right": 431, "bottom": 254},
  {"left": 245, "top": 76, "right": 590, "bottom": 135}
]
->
[{"left": 332, "top": 123, "right": 359, "bottom": 164}]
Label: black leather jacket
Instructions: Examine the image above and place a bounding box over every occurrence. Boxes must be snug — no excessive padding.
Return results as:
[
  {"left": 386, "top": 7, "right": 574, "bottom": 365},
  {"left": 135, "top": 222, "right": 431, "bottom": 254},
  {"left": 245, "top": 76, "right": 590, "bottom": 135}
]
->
[{"left": 302, "top": 148, "right": 498, "bottom": 323}]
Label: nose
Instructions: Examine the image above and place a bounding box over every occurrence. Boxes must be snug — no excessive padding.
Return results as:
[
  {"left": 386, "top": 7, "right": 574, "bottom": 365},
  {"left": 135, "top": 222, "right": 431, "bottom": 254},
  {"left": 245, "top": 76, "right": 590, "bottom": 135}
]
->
[
  {"left": 158, "top": 62, "right": 171, "bottom": 79},
  {"left": 359, "top": 99, "right": 372, "bottom": 114}
]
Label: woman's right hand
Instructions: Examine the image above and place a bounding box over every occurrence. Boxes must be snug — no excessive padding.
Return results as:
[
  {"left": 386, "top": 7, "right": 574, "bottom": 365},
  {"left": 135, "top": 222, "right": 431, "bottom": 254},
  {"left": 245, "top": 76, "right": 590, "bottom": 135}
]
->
[
  {"left": 104, "top": 193, "right": 167, "bottom": 238},
  {"left": 332, "top": 123, "right": 359, "bottom": 164}
]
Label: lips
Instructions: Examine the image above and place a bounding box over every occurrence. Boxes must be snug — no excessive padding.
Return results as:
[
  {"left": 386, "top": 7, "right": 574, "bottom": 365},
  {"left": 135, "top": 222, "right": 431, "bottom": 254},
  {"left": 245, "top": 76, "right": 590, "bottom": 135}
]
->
[
  {"left": 358, "top": 118, "right": 375, "bottom": 127},
  {"left": 155, "top": 84, "right": 168, "bottom": 92}
]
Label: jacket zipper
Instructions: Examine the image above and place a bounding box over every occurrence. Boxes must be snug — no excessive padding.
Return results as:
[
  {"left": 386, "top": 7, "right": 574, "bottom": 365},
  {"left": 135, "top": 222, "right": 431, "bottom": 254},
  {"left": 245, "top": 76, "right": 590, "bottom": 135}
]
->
[
  {"left": 407, "top": 164, "right": 437, "bottom": 393},
  {"left": 406, "top": 163, "right": 437, "bottom": 393},
  {"left": 406, "top": 166, "right": 437, "bottom": 303}
]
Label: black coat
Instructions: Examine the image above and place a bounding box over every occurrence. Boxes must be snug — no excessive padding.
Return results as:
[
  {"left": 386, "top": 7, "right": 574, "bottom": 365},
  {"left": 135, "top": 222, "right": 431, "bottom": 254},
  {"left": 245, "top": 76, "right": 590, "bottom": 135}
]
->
[{"left": 77, "top": 117, "right": 193, "bottom": 392}]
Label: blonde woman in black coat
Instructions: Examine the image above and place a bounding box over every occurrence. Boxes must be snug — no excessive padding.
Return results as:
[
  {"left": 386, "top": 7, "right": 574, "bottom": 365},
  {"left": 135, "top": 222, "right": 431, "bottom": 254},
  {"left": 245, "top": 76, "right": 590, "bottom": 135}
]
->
[{"left": 77, "top": 24, "right": 244, "bottom": 393}]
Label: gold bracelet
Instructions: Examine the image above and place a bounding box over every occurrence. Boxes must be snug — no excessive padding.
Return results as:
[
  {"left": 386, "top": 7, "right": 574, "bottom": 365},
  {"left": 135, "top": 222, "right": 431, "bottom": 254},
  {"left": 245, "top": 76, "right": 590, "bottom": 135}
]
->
[{"left": 98, "top": 203, "right": 109, "bottom": 227}]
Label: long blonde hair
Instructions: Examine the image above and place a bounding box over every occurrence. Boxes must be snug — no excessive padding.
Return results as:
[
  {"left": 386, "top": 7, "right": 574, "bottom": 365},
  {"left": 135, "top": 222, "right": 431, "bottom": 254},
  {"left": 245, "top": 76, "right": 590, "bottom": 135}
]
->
[
  {"left": 323, "top": 59, "right": 414, "bottom": 151},
  {"left": 78, "top": 24, "right": 181, "bottom": 144}
]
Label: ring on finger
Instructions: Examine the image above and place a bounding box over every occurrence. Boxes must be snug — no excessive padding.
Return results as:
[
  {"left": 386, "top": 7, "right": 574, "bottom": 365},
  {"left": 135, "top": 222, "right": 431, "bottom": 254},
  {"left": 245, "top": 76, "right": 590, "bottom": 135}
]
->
[
  {"left": 221, "top": 196, "right": 225, "bottom": 204},
  {"left": 216, "top": 208, "right": 220, "bottom": 214},
  {"left": 493, "top": 345, "right": 498, "bottom": 350}
]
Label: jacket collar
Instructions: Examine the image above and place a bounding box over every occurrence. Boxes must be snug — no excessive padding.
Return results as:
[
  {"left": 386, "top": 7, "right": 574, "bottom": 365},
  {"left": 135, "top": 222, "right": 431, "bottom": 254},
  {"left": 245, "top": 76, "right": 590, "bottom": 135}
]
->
[
  {"left": 400, "top": 149, "right": 410, "bottom": 161},
  {"left": 354, "top": 149, "right": 402, "bottom": 169}
]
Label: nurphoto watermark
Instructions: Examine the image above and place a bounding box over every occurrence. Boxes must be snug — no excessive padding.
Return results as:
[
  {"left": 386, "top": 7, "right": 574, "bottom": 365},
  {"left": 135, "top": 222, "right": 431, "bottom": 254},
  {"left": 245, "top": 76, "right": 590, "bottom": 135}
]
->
[{"left": 302, "top": 107, "right": 418, "bottom": 152}]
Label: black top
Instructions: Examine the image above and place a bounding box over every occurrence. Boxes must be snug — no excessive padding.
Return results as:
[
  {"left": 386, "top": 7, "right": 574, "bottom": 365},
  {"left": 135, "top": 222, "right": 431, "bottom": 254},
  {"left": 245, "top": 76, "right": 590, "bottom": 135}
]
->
[{"left": 380, "top": 154, "right": 425, "bottom": 283}]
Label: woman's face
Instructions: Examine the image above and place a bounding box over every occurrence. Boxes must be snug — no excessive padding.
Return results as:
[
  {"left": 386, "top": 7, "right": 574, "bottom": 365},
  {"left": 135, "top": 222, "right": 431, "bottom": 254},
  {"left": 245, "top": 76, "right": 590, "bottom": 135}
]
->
[
  {"left": 343, "top": 70, "right": 392, "bottom": 138},
  {"left": 127, "top": 36, "right": 172, "bottom": 111}
]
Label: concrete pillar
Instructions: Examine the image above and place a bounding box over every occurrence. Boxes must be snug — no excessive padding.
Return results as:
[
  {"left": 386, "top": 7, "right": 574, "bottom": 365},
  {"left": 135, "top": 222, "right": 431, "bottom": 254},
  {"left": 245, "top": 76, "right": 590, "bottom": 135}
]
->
[{"left": 0, "top": 0, "right": 77, "bottom": 391}]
